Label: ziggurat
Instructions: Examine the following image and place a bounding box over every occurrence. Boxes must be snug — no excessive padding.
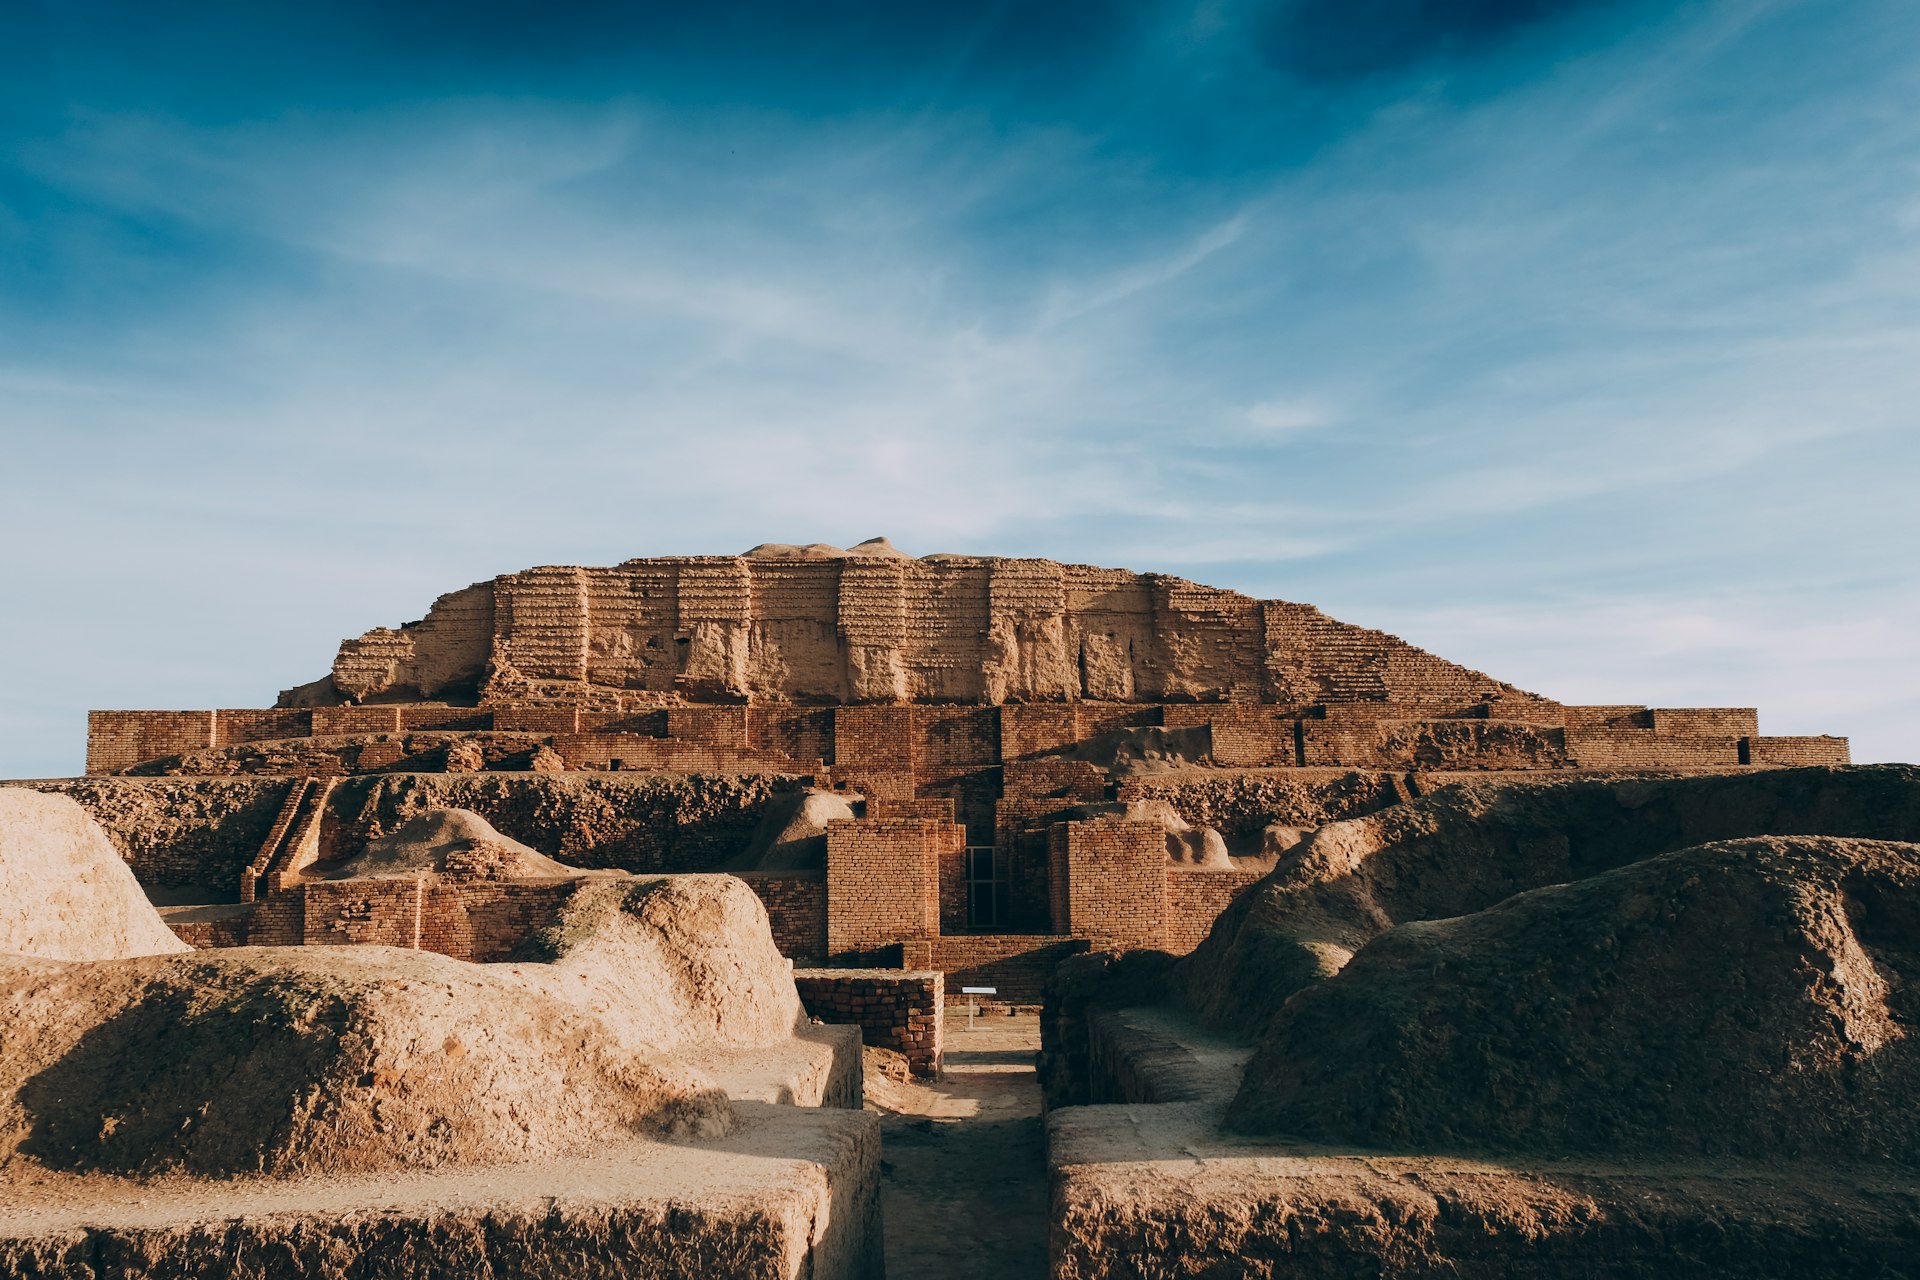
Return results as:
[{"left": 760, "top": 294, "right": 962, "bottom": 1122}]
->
[{"left": 74, "top": 541, "right": 1847, "bottom": 998}]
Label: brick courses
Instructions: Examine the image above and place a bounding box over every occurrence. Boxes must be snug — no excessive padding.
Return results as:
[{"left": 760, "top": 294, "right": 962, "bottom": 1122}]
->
[
  {"left": 738, "top": 871, "right": 828, "bottom": 963},
  {"left": 793, "top": 969, "right": 943, "bottom": 1076},
  {"left": 825, "top": 818, "right": 959, "bottom": 962},
  {"left": 1049, "top": 820, "right": 1167, "bottom": 949}
]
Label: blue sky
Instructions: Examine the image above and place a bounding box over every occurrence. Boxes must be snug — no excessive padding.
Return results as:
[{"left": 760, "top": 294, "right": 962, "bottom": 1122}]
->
[{"left": 1, "top": 0, "right": 1915, "bottom": 777}]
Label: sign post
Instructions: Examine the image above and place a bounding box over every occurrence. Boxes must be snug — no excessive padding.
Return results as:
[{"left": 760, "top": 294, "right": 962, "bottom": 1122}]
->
[{"left": 960, "top": 986, "right": 997, "bottom": 1031}]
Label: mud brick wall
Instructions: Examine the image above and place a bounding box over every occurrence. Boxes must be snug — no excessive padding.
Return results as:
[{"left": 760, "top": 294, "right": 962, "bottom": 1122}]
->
[
  {"left": 1301, "top": 719, "right": 1570, "bottom": 770},
  {"left": 1074, "top": 704, "right": 1162, "bottom": 739},
  {"left": 1052, "top": 820, "right": 1168, "bottom": 948},
  {"left": 579, "top": 709, "right": 670, "bottom": 735},
  {"left": 998, "top": 706, "right": 1081, "bottom": 761},
  {"left": 1164, "top": 868, "right": 1268, "bottom": 954},
  {"left": 914, "top": 707, "right": 999, "bottom": 767},
  {"left": 831, "top": 768, "right": 918, "bottom": 804},
  {"left": 493, "top": 705, "right": 582, "bottom": 734},
  {"left": 825, "top": 818, "right": 958, "bottom": 961},
  {"left": 832, "top": 705, "right": 916, "bottom": 772},
  {"left": 1750, "top": 736, "right": 1851, "bottom": 766},
  {"left": 1114, "top": 769, "right": 1403, "bottom": 839},
  {"left": 667, "top": 706, "right": 749, "bottom": 747},
  {"left": 738, "top": 871, "right": 828, "bottom": 963},
  {"left": 302, "top": 878, "right": 421, "bottom": 947},
  {"left": 750, "top": 707, "right": 835, "bottom": 762},
  {"left": 1567, "top": 731, "right": 1743, "bottom": 769},
  {"left": 397, "top": 707, "right": 494, "bottom": 732},
  {"left": 86, "top": 711, "right": 216, "bottom": 774},
  {"left": 932, "top": 935, "right": 1091, "bottom": 1004},
  {"left": 1650, "top": 707, "right": 1759, "bottom": 737},
  {"left": 310, "top": 706, "right": 405, "bottom": 737},
  {"left": 214, "top": 709, "right": 314, "bottom": 747},
  {"left": 416, "top": 880, "right": 580, "bottom": 961},
  {"left": 938, "top": 840, "right": 969, "bottom": 934},
  {"left": 1002, "top": 759, "right": 1107, "bottom": 801},
  {"left": 1260, "top": 600, "right": 1520, "bottom": 705},
  {"left": 246, "top": 895, "right": 303, "bottom": 946},
  {"left": 914, "top": 766, "right": 1002, "bottom": 844},
  {"left": 1564, "top": 705, "right": 1654, "bottom": 731},
  {"left": 1192, "top": 708, "right": 1301, "bottom": 767},
  {"left": 553, "top": 734, "right": 804, "bottom": 773},
  {"left": 794, "top": 968, "right": 944, "bottom": 1077},
  {"left": 867, "top": 798, "right": 957, "bottom": 821}
]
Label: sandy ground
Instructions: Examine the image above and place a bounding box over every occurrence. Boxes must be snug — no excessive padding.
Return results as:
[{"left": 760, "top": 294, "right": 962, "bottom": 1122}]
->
[{"left": 867, "top": 1010, "right": 1047, "bottom": 1280}]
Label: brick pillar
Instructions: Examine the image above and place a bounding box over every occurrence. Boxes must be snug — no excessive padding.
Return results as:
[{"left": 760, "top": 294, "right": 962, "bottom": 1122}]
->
[
  {"left": 826, "top": 817, "right": 961, "bottom": 963},
  {"left": 1053, "top": 819, "right": 1168, "bottom": 949}
]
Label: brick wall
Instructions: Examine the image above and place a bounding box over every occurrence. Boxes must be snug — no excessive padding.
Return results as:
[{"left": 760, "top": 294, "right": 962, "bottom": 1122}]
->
[
  {"left": 825, "top": 817, "right": 960, "bottom": 961},
  {"left": 310, "top": 706, "right": 405, "bottom": 737},
  {"left": 579, "top": 709, "right": 670, "bottom": 736},
  {"left": 301, "top": 878, "right": 421, "bottom": 947},
  {"left": 86, "top": 711, "right": 216, "bottom": 774},
  {"left": 666, "top": 705, "right": 749, "bottom": 748},
  {"left": 930, "top": 935, "right": 1091, "bottom": 1004},
  {"left": 914, "top": 707, "right": 999, "bottom": 767},
  {"left": 1567, "top": 731, "right": 1743, "bottom": 769},
  {"left": 416, "top": 879, "right": 580, "bottom": 961},
  {"left": 832, "top": 705, "right": 916, "bottom": 772},
  {"left": 998, "top": 706, "right": 1080, "bottom": 761},
  {"left": 214, "top": 709, "right": 314, "bottom": 747},
  {"left": 738, "top": 870, "right": 828, "bottom": 963},
  {"left": 913, "top": 765, "right": 1002, "bottom": 843},
  {"left": 1749, "top": 736, "right": 1851, "bottom": 766},
  {"left": 1650, "top": 707, "right": 1759, "bottom": 737},
  {"left": 1052, "top": 820, "right": 1168, "bottom": 948},
  {"left": 552, "top": 733, "right": 807, "bottom": 773},
  {"left": 1301, "top": 719, "right": 1570, "bottom": 770},
  {"left": 397, "top": 707, "right": 495, "bottom": 733},
  {"left": 793, "top": 968, "right": 944, "bottom": 1076},
  {"left": 493, "top": 705, "right": 582, "bottom": 734},
  {"left": 1002, "top": 759, "right": 1107, "bottom": 801},
  {"left": 750, "top": 707, "right": 835, "bottom": 762},
  {"left": 1164, "top": 868, "right": 1267, "bottom": 954}
]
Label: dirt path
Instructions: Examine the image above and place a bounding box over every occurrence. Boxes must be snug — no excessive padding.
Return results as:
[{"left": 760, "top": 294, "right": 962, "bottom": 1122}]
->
[{"left": 867, "top": 1009, "right": 1048, "bottom": 1280}]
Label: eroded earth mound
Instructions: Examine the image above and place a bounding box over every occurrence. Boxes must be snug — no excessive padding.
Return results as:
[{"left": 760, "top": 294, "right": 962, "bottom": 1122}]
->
[
  {"left": 1182, "top": 765, "right": 1920, "bottom": 1035},
  {"left": 0, "top": 790, "right": 189, "bottom": 962},
  {"left": 331, "top": 806, "right": 591, "bottom": 880},
  {"left": 506, "top": 875, "right": 807, "bottom": 1053},
  {"left": 0, "top": 805, "right": 813, "bottom": 1184},
  {"left": 725, "top": 787, "right": 859, "bottom": 873},
  {"left": 0, "top": 947, "right": 729, "bottom": 1178},
  {"left": 1229, "top": 835, "right": 1920, "bottom": 1167}
]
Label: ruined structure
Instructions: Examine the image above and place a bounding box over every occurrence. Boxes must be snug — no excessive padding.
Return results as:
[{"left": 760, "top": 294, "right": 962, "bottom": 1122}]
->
[
  {"left": 1043, "top": 766, "right": 1920, "bottom": 1277},
  {"left": 0, "top": 790, "right": 878, "bottom": 1280},
  {"left": 7, "top": 543, "right": 1900, "bottom": 1278},
  {"left": 71, "top": 543, "right": 1848, "bottom": 1003}
]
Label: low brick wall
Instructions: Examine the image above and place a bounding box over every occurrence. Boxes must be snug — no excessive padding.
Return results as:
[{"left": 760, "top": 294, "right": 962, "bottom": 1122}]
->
[
  {"left": 929, "top": 935, "right": 1091, "bottom": 1004},
  {"left": 794, "top": 968, "right": 944, "bottom": 1078}
]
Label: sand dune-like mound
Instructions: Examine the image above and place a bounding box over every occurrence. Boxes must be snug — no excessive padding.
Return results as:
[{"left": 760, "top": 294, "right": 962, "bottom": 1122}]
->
[
  {"left": 332, "top": 807, "right": 593, "bottom": 880},
  {"left": 1229, "top": 835, "right": 1920, "bottom": 1166},
  {"left": 1181, "top": 765, "right": 1920, "bottom": 1035},
  {"left": 0, "top": 946, "right": 729, "bottom": 1179},
  {"left": 725, "top": 788, "right": 858, "bottom": 873},
  {"left": 0, "top": 790, "right": 188, "bottom": 962},
  {"left": 502, "top": 876, "right": 806, "bottom": 1054}
]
